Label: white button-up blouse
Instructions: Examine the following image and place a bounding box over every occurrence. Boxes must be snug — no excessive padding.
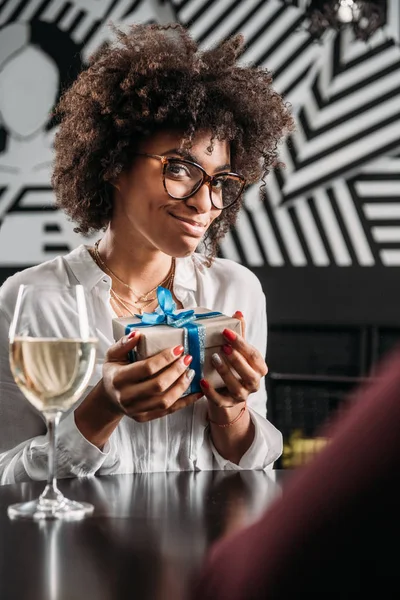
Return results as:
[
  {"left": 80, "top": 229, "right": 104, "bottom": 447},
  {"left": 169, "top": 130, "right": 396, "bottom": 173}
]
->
[{"left": 0, "top": 245, "right": 282, "bottom": 484}]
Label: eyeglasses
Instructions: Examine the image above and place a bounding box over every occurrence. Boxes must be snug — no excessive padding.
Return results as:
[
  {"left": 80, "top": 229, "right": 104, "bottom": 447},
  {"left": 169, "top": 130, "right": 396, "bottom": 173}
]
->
[{"left": 135, "top": 153, "right": 246, "bottom": 210}]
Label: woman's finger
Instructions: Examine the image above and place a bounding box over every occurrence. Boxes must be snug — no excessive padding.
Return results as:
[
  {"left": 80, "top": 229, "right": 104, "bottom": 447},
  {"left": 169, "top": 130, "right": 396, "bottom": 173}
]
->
[
  {"left": 114, "top": 356, "right": 195, "bottom": 413},
  {"left": 232, "top": 310, "right": 246, "bottom": 339},
  {"left": 107, "top": 343, "right": 188, "bottom": 391},
  {"left": 222, "top": 328, "right": 267, "bottom": 375},
  {"left": 210, "top": 352, "right": 251, "bottom": 403},
  {"left": 200, "top": 375, "right": 247, "bottom": 408},
  {"left": 132, "top": 387, "right": 203, "bottom": 422},
  {"left": 123, "top": 343, "right": 187, "bottom": 381},
  {"left": 105, "top": 330, "right": 141, "bottom": 363},
  {"left": 219, "top": 345, "right": 260, "bottom": 393}
]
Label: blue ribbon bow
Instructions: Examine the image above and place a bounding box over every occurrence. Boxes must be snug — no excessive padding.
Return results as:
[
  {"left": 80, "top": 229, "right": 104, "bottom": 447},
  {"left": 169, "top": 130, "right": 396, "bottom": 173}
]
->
[{"left": 125, "top": 286, "right": 221, "bottom": 394}]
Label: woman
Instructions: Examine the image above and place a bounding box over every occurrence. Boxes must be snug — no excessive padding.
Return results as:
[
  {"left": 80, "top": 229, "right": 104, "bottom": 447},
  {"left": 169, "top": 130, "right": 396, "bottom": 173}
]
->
[{"left": 0, "top": 24, "right": 293, "bottom": 484}]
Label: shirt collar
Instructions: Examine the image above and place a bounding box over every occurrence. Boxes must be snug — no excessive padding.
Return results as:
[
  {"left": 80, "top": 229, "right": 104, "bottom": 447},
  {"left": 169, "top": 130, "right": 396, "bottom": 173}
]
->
[
  {"left": 64, "top": 244, "right": 198, "bottom": 293},
  {"left": 174, "top": 255, "right": 197, "bottom": 293},
  {"left": 64, "top": 244, "right": 111, "bottom": 291}
]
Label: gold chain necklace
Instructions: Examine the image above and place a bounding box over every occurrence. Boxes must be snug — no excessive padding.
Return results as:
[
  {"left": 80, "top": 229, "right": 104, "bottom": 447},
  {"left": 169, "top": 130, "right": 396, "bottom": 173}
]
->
[
  {"left": 92, "top": 240, "right": 176, "bottom": 316},
  {"left": 94, "top": 240, "right": 174, "bottom": 302},
  {"left": 109, "top": 268, "right": 175, "bottom": 316},
  {"left": 110, "top": 288, "right": 157, "bottom": 316}
]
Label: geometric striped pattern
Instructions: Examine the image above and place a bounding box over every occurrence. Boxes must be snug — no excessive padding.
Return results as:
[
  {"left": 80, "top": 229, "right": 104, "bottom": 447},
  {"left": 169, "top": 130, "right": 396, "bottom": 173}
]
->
[
  {"left": 169, "top": 0, "right": 319, "bottom": 103},
  {"left": 0, "top": 0, "right": 169, "bottom": 55},
  {"left": 0, "top": 0, "right": 163, "bottom": 267},
  {"left": 280, "top": 28, "right": 400, "bottom": 203},
  {"left": 1, "top": 0, "right": 400, "bottom": 268},
  {"left": 352, "top": 156, "right": 400, "bottom": 266},
  {"left": 171, "top": 0, "right": 400, "bottom": 267},
  {"left": 219, "top": 174, "right": 376, "bottom": 267}
]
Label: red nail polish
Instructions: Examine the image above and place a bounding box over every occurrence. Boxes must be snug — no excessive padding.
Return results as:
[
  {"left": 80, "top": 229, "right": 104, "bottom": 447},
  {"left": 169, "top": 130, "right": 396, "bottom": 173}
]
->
[
  {"left": 200, "top": 378, "right": 209, "bottom": 389},
  {"left": 128, "top": 331, "right": 136, "bottom": 339},
  {"left": 183, "top": 355, "right": 193, "bottom": 366},
  {"left": 222, "top": 344, "right": 233, "bottom": 356},
  {"left": 223, "top": 329, "right": 236, "bottom": 342},
  {"left": 173, "top": 345, "right": 184, "bottom": 356},
  {"left": 235, "top": 311, "right": 244, "bottom": 319}
]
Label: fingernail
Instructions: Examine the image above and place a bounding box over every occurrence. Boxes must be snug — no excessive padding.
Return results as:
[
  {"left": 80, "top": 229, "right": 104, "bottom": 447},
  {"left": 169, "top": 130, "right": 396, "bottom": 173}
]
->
[
  {"left": 223, "top": 329, "right": 236, "bottom": 342},
  {"left": 186, "top": 368, "right": 195, "bottom": 382},
  {"left": 123, "top": 331, "right": 136, "bottom": 343},
  {"left": 173, "top": 345, "right": 184, "bottom": 356},
  {"left": 200, "top": 378, "right": 209, "bottom": 389},
  {"left": 235, "top": 311, "right": 244, "bottom": 319},
  {"left": 183, "top": 354, "right": 193, "bottom": 366},
  {"left": 211, "top": 352, "right": 222, "bottom": 366},
  {"left": 222, "top": 344, "right": 233, "bottom": 356}
]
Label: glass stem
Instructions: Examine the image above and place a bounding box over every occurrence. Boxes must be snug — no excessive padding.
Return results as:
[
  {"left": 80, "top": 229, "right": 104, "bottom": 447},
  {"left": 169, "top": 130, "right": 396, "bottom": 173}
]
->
[{"left": 40, "top": 412, "right": 62, "bottom": 503}]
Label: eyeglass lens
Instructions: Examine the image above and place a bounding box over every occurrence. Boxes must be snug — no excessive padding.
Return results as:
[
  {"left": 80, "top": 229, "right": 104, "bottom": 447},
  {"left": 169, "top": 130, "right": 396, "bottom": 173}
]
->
[{"left": 164, "top": 159, "right": 242, "bottom": 209}]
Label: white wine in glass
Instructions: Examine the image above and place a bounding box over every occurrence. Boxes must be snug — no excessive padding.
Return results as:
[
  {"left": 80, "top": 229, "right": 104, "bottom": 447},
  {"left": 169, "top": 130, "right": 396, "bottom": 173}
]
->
[{"left": 8, "top": 284, "right": 98, "bottom": 520}]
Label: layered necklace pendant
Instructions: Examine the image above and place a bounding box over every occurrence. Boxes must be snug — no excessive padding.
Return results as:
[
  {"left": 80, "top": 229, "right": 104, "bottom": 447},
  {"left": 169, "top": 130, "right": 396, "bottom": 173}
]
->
[
  {"left": 92, "top": 240, "right": 176, "bottom": 318},
  {"left": 110, "top": 287, "right": 158, "bottom": 316}
]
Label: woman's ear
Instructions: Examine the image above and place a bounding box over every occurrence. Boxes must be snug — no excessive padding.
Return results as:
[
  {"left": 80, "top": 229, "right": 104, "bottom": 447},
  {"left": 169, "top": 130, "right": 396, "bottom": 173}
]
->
[
  {"left": 111, "top": 166, "right": 132, "bottom": 197},
  {"left": 111, "top": 173, "right": 124, "bottom": 194},
  {"left": 110, "top": 177, "right": 121, "bottom": 193}
]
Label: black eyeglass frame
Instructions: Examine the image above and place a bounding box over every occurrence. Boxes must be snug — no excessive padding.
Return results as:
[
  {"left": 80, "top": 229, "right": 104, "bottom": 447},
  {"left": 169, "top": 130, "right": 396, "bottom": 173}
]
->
[{"left": 135, "top": 153, "right": 246, "bottom": 210}]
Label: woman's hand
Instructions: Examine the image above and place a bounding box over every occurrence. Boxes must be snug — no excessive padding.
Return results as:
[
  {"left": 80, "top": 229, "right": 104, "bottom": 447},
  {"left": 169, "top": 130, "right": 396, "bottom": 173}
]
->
[
  {"left": 200, "top": 312, "right": 268, "bottom": 409},
  {"left": 198, "top": 312, "right": 265, "bottom": 464},
  {"left": 102, "top": 331, "right": 203, "bottom": 422}
]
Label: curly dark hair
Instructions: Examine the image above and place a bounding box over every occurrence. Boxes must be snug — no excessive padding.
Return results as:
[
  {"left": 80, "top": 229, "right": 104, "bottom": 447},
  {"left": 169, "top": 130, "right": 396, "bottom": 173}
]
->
[{"left": 52, "top": 23, "right": 294, "bottom": 261}]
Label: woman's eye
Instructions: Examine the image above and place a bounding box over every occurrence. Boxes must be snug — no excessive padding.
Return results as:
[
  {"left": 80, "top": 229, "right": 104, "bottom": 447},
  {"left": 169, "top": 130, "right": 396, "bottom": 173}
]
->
[
  {"left": 212, "top": 178, "right": 226, "bottom": 190},
  {"left": 166, "top": 162, "right": 190, "bottom": 177}
]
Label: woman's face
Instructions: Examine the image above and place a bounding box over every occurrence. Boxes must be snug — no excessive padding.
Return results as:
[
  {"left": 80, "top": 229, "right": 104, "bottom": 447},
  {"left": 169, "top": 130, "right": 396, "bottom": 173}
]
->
[{"left": 112, "top": 130, "right": 229, "bottom": 257}]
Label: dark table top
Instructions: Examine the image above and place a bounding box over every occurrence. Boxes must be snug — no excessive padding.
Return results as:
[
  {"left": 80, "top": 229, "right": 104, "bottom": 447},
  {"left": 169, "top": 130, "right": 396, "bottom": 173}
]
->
[{"left": 0, "top": 470, "right": 290, "bottom": 600}]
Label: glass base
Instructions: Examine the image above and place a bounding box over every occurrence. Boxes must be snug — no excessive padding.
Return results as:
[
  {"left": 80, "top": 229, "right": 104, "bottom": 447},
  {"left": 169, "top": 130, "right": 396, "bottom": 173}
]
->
[{"left": 7, "top": 496, "right": 94, "bottom": 521}]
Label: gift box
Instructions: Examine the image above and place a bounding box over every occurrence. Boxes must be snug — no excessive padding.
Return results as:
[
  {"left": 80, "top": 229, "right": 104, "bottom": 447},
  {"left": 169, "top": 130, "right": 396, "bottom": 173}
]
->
[{"left": 112, "top": 286, "right": 242, "bottom": 395}]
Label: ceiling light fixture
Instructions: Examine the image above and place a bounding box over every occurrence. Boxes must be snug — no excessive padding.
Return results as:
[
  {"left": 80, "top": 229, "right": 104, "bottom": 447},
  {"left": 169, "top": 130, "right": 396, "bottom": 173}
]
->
[{"left": 292, "top": 0, "right": 387, "bottom": 42}]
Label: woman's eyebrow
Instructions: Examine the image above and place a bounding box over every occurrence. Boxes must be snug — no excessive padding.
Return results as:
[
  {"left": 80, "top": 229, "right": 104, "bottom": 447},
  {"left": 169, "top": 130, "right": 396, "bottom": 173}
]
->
[
  {"left": 162, "top": 148, "right": 231, "bottom": 173},
  {"left": 214, "top": 163, "right": 231, "bottom": 173}
]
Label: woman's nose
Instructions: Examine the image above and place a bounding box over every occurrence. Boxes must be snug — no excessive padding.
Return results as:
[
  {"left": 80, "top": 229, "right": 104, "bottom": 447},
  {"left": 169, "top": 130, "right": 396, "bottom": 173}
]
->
[{"left": 185, "top": 182, "right": 214, "bottom": 213}]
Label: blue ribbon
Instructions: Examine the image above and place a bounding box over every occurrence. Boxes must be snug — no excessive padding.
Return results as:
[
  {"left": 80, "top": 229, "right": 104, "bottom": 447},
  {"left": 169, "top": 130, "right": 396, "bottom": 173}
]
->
[{"left": 125, "top": 286, "right": 221, "bottom": 393}]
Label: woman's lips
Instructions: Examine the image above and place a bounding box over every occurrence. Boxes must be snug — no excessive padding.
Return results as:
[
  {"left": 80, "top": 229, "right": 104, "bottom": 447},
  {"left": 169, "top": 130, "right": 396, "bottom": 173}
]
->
[{"left": 169, "top": 213, "right": 207, "bottom": 237}]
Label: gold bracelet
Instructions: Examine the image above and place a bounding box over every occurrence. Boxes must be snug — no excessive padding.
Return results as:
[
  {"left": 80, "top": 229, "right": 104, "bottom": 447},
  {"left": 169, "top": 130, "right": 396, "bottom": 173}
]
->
[{"left": 206, "top": 403, "right": 247, "bottom": 428}]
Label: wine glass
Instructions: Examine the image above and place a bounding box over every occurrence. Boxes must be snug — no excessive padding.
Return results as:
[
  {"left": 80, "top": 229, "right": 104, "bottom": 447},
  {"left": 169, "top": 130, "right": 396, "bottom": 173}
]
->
[{"left": 7, "top": 284, "right": 98, "bottom": 520}]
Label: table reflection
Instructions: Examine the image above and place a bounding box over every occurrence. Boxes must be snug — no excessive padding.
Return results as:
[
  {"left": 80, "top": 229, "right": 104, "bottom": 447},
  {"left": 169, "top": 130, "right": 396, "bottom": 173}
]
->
[
  {"left": 0, "top": 471, "right": 284, "bottom": 600},
  {"left": 69, "top": 470, "right": 283, "bottom": 556}
]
